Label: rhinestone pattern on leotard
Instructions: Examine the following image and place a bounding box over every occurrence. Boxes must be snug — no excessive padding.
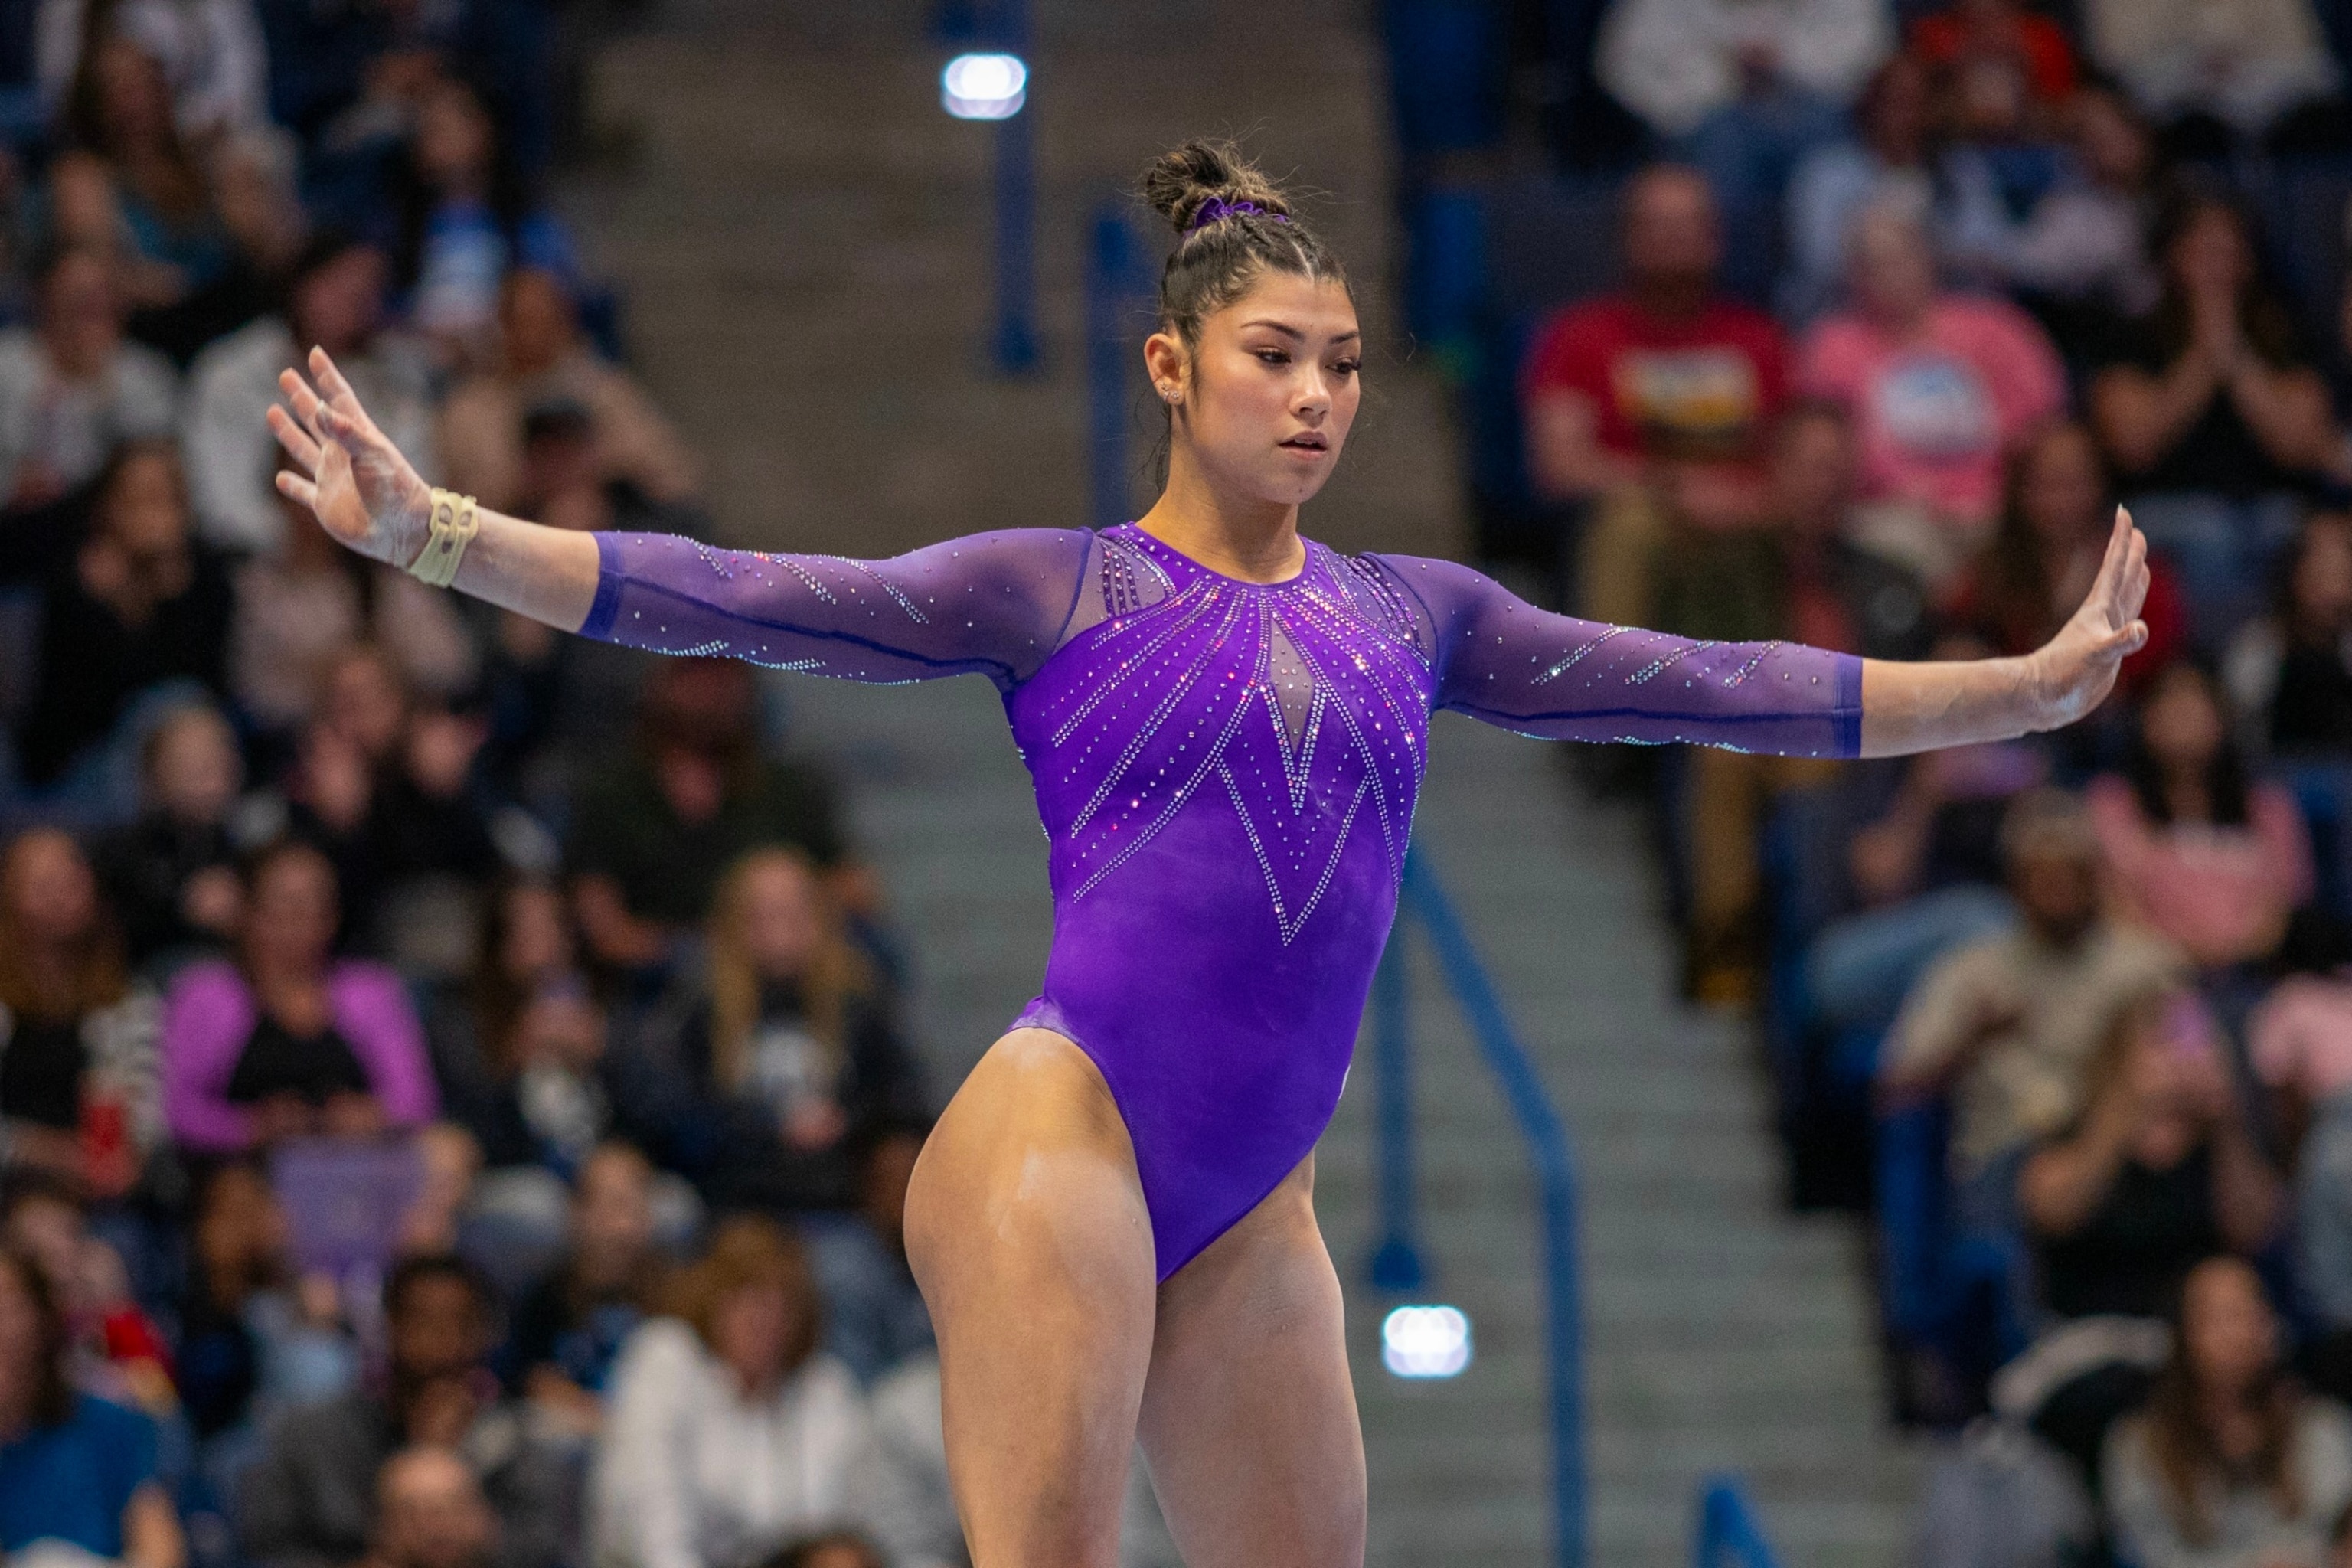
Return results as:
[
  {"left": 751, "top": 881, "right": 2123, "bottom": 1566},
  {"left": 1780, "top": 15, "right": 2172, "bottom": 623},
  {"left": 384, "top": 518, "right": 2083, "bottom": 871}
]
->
[{"left": 1022, "top": 525, "right": 1430, "bottom": 943}]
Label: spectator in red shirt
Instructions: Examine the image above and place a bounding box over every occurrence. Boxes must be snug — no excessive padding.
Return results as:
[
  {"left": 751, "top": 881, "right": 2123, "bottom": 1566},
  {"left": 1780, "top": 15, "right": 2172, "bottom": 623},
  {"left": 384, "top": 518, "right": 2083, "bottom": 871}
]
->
[
  {"left": 1524, "top": 165, "right": 1793, "bottom": 627},
  {"left": 1909, "top": 0, "right": 2079, "bottom": 109},
  {"left": 1522, "top": 165, "right": 1791, "bottom": 508}
]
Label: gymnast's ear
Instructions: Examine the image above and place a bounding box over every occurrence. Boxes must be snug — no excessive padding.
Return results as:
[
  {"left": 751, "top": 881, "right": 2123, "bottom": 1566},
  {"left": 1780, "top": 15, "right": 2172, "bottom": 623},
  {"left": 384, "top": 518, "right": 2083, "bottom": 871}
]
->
[{"left": 1143, "top": 329, "right": 1189, "bottom": 409}]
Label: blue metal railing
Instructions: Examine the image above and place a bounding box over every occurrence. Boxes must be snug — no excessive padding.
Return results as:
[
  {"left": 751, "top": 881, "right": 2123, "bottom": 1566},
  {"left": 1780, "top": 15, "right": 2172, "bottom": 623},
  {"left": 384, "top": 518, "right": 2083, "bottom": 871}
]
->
[
  {"left": 1694, "top": 1477, "right": 1785, "bottom": 1568},
  {"left": 1369, "top": 847, "right": 1586, "bottom": 1568}
]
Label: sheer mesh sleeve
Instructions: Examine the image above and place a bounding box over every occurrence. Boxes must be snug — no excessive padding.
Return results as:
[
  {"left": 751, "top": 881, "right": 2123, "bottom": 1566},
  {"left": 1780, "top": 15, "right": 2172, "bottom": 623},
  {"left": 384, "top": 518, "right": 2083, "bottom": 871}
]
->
[
  {"left": 1369, "top": 554, "right": 1864, "bottom": 758},
  {"left": 580, "top": 528, "right": 1094, "bottom": 691}
]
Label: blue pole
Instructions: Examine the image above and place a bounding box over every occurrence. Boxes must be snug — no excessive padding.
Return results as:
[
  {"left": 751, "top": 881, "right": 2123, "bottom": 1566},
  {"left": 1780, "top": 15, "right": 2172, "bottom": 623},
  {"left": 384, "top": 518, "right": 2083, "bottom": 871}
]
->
[
  {"left": 992, "top": 105, "right": 1038, "bottom": 373},
  {"left": 1085, "top": 207, "right": 1136, "bottom": 527},
  {"left": 1367, "top": 936, "right": 1427, "bottom": 1291},
  {"left": 989, "top": 0, "right": 1037, "bottom": 374},
  {"left": 1403, "top": 850, "right": 1586, "bottom": 1568},
  {"left": 1694, "top": 1478, "right": 1784, "bottom": 1568}
]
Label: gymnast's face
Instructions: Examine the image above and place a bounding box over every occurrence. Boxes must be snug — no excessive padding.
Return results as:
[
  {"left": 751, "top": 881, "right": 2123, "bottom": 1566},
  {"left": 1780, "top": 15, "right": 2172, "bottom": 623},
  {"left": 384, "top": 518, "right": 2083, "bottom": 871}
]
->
[{"left": 1153, "top": 270, "right": 1361, "bottom": 510}]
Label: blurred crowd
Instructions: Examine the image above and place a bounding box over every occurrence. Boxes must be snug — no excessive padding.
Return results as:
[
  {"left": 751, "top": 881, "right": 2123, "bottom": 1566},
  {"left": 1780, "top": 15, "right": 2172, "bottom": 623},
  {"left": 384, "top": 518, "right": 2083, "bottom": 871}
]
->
[
  {"left": 1424, "top": 0, "right": 2352, "bottom": 1560},
  {"left": 0, "top": 3, "right": 988, "bottom": 1568},
  {"left": 44, "top": 0, "right": 2352, "bottom": 1563}
]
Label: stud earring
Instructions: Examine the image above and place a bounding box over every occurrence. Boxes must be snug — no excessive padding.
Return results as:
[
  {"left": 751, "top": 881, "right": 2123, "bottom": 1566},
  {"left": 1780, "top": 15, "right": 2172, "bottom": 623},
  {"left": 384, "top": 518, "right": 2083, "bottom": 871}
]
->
[{"left": 1158, "top": 385, "right": 1181, "bottom": 404}]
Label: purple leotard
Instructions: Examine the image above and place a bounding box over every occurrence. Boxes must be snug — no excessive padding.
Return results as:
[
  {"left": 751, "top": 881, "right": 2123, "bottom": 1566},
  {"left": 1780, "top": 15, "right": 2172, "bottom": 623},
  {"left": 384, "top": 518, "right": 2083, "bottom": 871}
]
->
[{"left": 583, "top": 524, "right": 1862, "bottom": 1276}]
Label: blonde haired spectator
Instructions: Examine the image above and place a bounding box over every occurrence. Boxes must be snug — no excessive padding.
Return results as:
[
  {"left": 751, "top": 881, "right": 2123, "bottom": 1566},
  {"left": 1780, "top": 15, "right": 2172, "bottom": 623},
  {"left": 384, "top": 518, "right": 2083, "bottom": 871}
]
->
[{"left": 593, "top": 1217, "right": 879, "bottom": 1568}]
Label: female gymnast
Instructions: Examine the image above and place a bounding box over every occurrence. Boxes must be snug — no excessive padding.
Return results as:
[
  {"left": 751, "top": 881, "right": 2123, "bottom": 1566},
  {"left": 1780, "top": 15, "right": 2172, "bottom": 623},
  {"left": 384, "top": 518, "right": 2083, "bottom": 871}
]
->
[{"left": 268, "top": 140, "right": 2149, "bottom": 1568}]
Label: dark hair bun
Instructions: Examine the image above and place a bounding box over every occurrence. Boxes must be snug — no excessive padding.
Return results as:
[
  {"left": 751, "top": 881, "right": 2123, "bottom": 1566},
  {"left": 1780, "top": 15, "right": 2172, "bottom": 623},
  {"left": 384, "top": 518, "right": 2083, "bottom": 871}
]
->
[{"left": 1140, "top": 139, "right": 1292, "bottom": 236}]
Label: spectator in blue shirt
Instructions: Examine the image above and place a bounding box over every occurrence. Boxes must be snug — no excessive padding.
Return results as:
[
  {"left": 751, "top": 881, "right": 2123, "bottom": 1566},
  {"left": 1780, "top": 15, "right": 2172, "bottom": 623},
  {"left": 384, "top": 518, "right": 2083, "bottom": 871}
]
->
[{"left": 0, "top": 1244, "right": 183, "bottom": 1568}]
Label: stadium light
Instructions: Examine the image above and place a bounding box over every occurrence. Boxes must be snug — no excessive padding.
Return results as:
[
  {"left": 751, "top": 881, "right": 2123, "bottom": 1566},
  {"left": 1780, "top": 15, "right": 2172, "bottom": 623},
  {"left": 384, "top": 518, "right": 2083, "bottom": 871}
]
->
[
  {"left": 942, "top": 53, "right": 1027, "bottom": 119},
  {"left": 1381, "top": 1304, "right": 1472, "bottom": 1379}
]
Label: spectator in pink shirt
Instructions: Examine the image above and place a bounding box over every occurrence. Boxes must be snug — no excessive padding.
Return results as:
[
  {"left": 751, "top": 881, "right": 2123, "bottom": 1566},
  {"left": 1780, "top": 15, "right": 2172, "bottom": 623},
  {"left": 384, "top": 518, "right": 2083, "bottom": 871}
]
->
[
  {"left": 1798, "top": 198, "right": 2066, "bottom": 586},
  {"left": 2086, "top": 662, "right": 2313, "bottom": 970},
  {"left": 161, "top": 838, "right": 436, "bottom": 1153}
]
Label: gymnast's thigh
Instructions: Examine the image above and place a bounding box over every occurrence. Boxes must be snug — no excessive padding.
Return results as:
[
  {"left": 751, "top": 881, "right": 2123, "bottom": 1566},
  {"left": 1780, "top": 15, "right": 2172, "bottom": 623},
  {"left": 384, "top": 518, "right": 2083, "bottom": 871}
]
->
[
  {"left": 1136, "top": 1154, "right": 1367, "bottom": 1568},
  {"left": 903, "top": 1027, "right": 1158, "bottom": 1568}
]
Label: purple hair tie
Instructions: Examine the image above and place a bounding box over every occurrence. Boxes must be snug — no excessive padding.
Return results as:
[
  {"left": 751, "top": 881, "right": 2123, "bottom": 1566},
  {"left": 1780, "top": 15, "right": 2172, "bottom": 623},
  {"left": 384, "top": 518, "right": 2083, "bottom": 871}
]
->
[{"left": 1187, "top": 198, "right": 1285, "bottom": 234}]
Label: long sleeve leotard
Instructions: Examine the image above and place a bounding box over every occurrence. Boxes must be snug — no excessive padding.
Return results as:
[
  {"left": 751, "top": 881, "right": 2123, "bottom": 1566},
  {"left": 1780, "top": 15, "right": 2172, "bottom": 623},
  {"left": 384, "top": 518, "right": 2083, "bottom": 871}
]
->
[{"left": 583, "top": 524, "right": 1860, "bottom": 1275}]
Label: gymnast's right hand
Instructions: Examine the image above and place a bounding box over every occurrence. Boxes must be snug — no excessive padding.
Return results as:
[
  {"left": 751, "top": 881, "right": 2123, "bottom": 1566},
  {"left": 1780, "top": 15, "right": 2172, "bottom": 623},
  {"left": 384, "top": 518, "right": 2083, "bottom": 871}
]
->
[{"left": 267, "top": 345, "right": 435, "bottom": 570}]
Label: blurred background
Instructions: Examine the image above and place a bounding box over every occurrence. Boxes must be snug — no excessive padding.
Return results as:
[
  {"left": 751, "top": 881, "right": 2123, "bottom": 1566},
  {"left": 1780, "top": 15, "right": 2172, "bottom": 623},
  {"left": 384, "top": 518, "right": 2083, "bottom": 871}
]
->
[{"left": 6, "top": 1, "right": 2352, "bottom": 1566}]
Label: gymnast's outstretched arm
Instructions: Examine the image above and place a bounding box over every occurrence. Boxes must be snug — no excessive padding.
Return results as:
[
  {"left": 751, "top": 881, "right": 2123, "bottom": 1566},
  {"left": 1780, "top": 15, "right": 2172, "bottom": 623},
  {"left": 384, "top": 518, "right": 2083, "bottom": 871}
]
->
[
  {"left": 270, "top": 349, "right": 1089, "bottom": 687},
  {"left": 1380, "top": 505, "right": 2150, "bottom": 760}
]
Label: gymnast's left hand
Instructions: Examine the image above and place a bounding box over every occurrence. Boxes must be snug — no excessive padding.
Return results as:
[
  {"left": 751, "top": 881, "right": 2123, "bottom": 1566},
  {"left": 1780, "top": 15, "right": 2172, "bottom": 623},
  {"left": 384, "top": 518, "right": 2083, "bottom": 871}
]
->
[{"left": 2024, "top": 505, "right": 2151, "bottom": 729}]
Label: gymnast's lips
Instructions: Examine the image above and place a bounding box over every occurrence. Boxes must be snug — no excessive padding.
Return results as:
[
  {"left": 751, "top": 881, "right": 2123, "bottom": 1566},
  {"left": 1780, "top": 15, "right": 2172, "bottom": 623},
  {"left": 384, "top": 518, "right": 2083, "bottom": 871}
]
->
[{"left": 1279, "top": 432, "right": 1329, "bottom": 453}]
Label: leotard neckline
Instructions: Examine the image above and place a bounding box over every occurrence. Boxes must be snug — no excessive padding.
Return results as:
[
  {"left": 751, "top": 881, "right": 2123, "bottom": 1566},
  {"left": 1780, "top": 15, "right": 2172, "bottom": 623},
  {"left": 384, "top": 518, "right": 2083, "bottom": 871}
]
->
[{"left": 1118, "top": 521, "right": 1313, "bottom": 590}]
